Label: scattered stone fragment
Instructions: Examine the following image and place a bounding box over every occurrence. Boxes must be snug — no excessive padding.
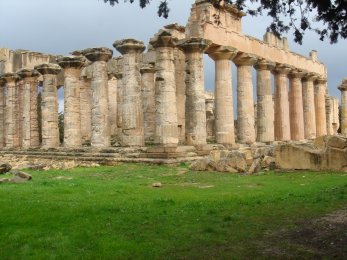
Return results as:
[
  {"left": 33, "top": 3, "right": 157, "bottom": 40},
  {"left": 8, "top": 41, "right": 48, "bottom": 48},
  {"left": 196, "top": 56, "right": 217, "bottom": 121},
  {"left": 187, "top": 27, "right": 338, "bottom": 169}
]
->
[
  {"left": 152, "top": 182, "right": 162, "bottom": 188},
  {"left": 0, "top": 163, "right": 12, "bottom": 174}
]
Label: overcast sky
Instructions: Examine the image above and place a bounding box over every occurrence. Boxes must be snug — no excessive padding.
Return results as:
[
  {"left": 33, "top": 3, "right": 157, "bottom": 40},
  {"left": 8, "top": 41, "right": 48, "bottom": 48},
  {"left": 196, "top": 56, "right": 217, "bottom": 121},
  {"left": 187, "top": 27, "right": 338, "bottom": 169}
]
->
[{"left": 1, "top": 0, "right": 346, "bottom": 111}]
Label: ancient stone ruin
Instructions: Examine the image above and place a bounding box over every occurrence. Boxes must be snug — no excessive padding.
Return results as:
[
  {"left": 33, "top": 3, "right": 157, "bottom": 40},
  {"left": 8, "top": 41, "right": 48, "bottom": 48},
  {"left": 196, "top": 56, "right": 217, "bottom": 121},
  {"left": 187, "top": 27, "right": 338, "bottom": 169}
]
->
[{"left": 0, "top": 1, "right": 344, "bottom": 171}]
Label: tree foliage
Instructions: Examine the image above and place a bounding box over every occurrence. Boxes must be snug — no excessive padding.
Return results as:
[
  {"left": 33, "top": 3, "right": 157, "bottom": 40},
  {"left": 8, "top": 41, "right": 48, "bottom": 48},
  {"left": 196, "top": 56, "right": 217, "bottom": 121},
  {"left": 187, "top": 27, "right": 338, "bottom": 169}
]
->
[{"left": 102, "top": 0, "right": 347, "bottom": 44}]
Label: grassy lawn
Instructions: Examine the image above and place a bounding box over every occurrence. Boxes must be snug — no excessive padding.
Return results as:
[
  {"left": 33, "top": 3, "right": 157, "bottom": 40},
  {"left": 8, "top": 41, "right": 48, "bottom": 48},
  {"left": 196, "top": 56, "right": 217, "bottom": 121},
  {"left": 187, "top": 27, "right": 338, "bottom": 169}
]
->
[{"left": 0, "top": 163, "right": 346, "bottom": 259}]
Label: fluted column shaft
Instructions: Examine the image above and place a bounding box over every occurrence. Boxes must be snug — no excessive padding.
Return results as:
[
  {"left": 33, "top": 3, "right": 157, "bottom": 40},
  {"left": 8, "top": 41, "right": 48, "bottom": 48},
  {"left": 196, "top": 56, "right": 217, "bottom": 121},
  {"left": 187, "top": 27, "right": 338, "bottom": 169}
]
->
[
  {"left": 115, "top": 72, "right": 123, "bottom": 136},
  {"left": 80, "top": 76, "right": 92, "bottom": 143},
  {"left": 234, "top": 53, "right": 257, "bottom": 144},
  {"left": 289, "top": 70, "right": 305, "bottom": 140},
  {"left": 178, "top": 38, "right": 211, "bottom": 146},
  {"left": 140, "top": 65, "right": 156, "bottom": 143},
  {"left": 17, "top": 69, "right": 40, "bottom": 148},
  {"left": 338, "top": 79, "right": 347, "bottom": 136},
  {"left": 315, "top": 77, "right": 327, "bottom": 137},
  {"left": 0, "top": 80, "right": 4, "bottom": 147},
  {"left": 82, "top": 48, "right": 113, "bottom": 147},
  {"left": 254, "top": 60, "right": 275, "bottom": 142},
  {"left": 108, "top": 73, "right": 118, "bottom": 137},
  {"left": 114, "top": 39, "right": 145, "bottom": 146},
  {"left": 35, "top": 64, "right": 61, "bottom": 148},
  {"left": 209, "top": 46, "right": 237, "bottom": 145},
  {"left": 302, "top": 74, "right": 317, "bottom": 139},
  {"left": 273, "top": 65, "right": 291, "bottom": 141}
]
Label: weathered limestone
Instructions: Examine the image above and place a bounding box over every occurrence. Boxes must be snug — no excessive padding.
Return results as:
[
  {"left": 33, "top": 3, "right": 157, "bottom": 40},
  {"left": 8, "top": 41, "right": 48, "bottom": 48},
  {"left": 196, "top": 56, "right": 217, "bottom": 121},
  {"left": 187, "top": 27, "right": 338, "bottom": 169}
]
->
[
  {"left": 302, "top": 72, "right": 318, "bottom": 139},
  {"left": 205, "top": 91, "right": 215, "bottom": 141},
  {"left": 326, "top": 96, "right": 339, "bottom": 135},
  {"left": 208, "top": 46, "right": 238, "bottom": 145},
  {"left": 140, "top": 64, "right": 156, "bottom": 143},
  {"left": 107, "top": 72, "right": 118, "bottom": 137},
  {"left": 338, "top": 79, "right": 347, "bottom": 136},
  {"left": 315, "top": 77, "right": 327, "bottom": 137},
  {"left": 57, "top": 56, "right": 85, "bottom": 147},
  {"left": 233, "top": 52, "right": 257, "bottom": 144},
  {"left": 17, "top": 69, "right": 40, "bottom": 148},
  {"left": 82, "top": 47, "right": 113, "bottom": 147},
  {"left": 115, "top": 72, "right": 123, "bottom": 136},
  {"left": 150, "top": 31, "right": 179, "bottom": 146},
  {"left": 34, "top": 64, "right": 61, "bottom": 148},
  {"left": 288, "top": 69, "right": 305, "bottom": 140},
  {"left": 273, "top": 64, "right": 291, "bottom": 141},
  {"left": 254, "top": 59, "right": 275, "bottom": 142},
  {"left": 0, "top": 79, "right": 4, "bottom": 147},
  {"left": 79, "top": 75, "right": 92, "bottom": 143},
  {"left": 177, "top": 37, "right": 211, "bottom": 145},
  {"left": 113, "top": 39, "right": 145, "bottom": 146},
  {"left": 16, "top": 76, "right": 24, "bottom": 148}
]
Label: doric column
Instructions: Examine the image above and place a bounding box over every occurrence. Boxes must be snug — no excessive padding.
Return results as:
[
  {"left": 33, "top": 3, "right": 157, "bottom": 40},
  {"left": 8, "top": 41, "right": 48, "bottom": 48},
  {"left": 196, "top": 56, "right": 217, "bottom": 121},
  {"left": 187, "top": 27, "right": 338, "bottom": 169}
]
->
[
  {"left": 273, "top": 64, "right": 291, "bottom": 141},
  {"left": 254, "top": 59, "right": 275, "bottom": 142},
  {"left": 57, "top": 56, "right": 85, "bottom": 148},
  {"left": 288, "top": 69, "right": 305, "bottom": 140},
  {"left": 208, "top": 46, "right": 237, "bottom": 145},
  {"left": 80, "top": 75, "right": 92, "bottom": 143},
  {"left": 150, "top": 31, "right": 179, "bottom": 147},
  {"left": 113, "top": 39, "right": 145, "bottom": 146},
  {"left": 140, "top": 64, "right": 156, "bottom": 143},
  {"left": 338, "top": 79, "right": 347, "bottom": 136},
  {"left": 302, "top": 72, "right": 318, "bottom": 139},
  {"left": 177, "top": 38, "right": 211, "bottom": 145},
  {"left": 115, "top": 72, "right": 123, "bottom": 136},
  {"left": 233, "top": 52, "right": 257, "bottom": 144},
  {"left": 35, "top": 64, "right": 61, "bottom": 148},
  {"left": 82, "top": 47, "right": 113, "bottom": 148},
  {"left": 315, "top": 77, "right": 327, "bottom": 137},
  {"left": 17, "top": 69, "right": 40, "bottom": 148},
  {"left": 16, "top": 76, "right": 24, "bottom": 148},
  {"left": 107, "top": 72, "right": 118, "bottom": 137},
  {"left": 0, "top": 78, "right": 6, "bottom": 148}
]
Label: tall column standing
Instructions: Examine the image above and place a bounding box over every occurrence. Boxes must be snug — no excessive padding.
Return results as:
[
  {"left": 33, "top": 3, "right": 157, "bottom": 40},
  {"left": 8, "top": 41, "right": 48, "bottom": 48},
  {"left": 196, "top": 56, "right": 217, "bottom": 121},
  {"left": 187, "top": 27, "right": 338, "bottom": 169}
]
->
[
  {"left": 114, "top": 39, "right": 145, "bottom": 146},
  {"left": 115, "top": 71, "right": 123, "bottom": 137},
  {"left": 254, "top": 59, "right": 275, "bottom": 142},
  {"left": 233, "top": 52, "right": 257, "bottom": 144},
  {"left": 82, "top": 47, "right": 113, "bottom": 148},
  {"left": 17, "top": 69, "right": 40, "bottom": 148},
  {"left": 315, "top": 77, "right": 327, "bottom": 137},
  {"left": 273, "top": 64, "right": 291, "bottom": 141},
  {"left": 35, "top": 64, "right": 61, "bottom": 148},
  {"left": 57, "top": 56, "right": 85, "bottom": 147},
  {"left": 80, "top": 74, "right": 92, "bottom": 143},
  {"left": 208, "top": 46, "right": 238, "bottom": 145},
  {"left": 107, "top": 72, "right": 118, "bottom": 137},
  {"left": 177, "top": 38, "right": 211, "bottom": 146},
  {"left": 338, "top": 79, "right": 347, "bottom": 136},
  {"left": 0, "top": 79, "right": 5, "bottom": 147},
  {"left": 302, "top": 72, "right": 318, "bottom": 139}
]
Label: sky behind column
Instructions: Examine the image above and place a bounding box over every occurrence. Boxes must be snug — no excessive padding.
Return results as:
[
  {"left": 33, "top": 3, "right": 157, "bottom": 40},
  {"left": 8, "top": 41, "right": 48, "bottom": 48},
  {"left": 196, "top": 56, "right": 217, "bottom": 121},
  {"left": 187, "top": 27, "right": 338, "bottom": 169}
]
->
[{"left": 0, "top": 0, "right": 346, "bottom": 103}]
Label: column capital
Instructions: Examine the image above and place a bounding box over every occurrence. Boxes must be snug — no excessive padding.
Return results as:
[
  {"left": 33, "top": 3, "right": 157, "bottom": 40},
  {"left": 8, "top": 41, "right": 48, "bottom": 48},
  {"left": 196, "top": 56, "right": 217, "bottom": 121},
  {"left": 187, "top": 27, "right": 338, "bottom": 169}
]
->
[
  {"left": 149, "top": 30, "right": 178, "bottom": 48},
  {"left": 81, "top": 47, "right": 113, "bottom": 63},
  {"left": 288, "top": 68, "right": 305, "bottom": 79},
  {"left": 0, "top": 72, "right": 17, "bottom": 83},
  {"left": 233, "top": 52, "right": 257, "bottom": 66},
  {"left": 273, "top": 63, "right": 292, "bottom": 75},
  {"left": 254, "top": 59, "right": 275, "bottom": 70},
  {"left": 208, "top": 46, "right": 238, "bottom": 61},
  {"left": 140, "top": 64, "right": 156, "bottom": 74},
  {"left": 17, "top": 68, "right": 40, "bottom": 79},
  {"left": 113, "top": 39, "right": 146, "bottom": 55},
  {"left": 57, "top": 56, "right": 85, "bottom": 69},
  {"left": 302, "top": 72, "right": 319, "bottom": 82},
  {"left": 35, "top": 63, "right": 61, "bottom": 75},
  {"left": 338, "top": 78, "right": 347, "bottom": 92},
  {"left": 176, "top": 37, "right": 212, "bottom": 53},
  {"left": 315, "top": 76, "right": 327, "bottom": 84}
]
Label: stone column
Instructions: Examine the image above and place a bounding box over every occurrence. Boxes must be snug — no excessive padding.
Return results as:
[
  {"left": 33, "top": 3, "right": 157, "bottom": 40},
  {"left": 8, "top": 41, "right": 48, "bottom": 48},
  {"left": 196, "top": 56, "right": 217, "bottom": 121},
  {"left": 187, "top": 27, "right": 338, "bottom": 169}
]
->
[
  {"left": 0, "top": 79, "right": 6, "bottom": 148},
  {"left": 207, "top": 46, "right": 237, "bottom": 145},
  {"left": 35, "top": 64, "right": 61, "bottom": 148},
  {"left": 302, "top": 72, "right": 318, "bottom": 139},
  {"left": 315, "top": 77, "right": 327, "bottom": 137},
  {"left": 115, "top": 72, "right": 123, "bottom": 136},
  {"left": 254, "top": 59, "right": 275, "bottom": 142},
  {"left": 80, "top": 75, "right": 92, "bottom": 143},
  {"left": 150, "top": 31, "right": 179, "bottom": 147},
  {"left": 16, "top": 76, "right": 24, "bottom": 148},
  {"left": 57, "top": 56, "right": 85, "bottom": 148},
  {"left": 113, "top": 39, "right": 145, "bottom": 146},
  {"left": 107, "top": 72, "right": 118, "bottom": 137},
  {"left": 17, "top": 69, "right": 40, "bottom": 148},
  {"left": 140, "top": 64, "right": 156, "bottom": 143},
  {"left": 233, "top": 53, "right": 257, "bottom": 144},
  {"left": 273, "top": 64, "right": 291, "bottom": 141},
  {"left": 177, "top": 38, "right": 211, "bottom": 146},
  {"left": 338, "top": 79, "right": 347, "bottom": 136},
  {"left": 82, "top": 47, "right": 113, "bottom": 148},
  {"left": 288, "top": 69, "right": 305, "bottom": 140}
]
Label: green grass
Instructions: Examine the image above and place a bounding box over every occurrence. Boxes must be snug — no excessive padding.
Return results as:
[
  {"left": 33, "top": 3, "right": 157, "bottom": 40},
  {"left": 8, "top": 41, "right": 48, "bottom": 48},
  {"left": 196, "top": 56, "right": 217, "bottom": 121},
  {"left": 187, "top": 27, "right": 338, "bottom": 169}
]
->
[{"left": 0, "top": 164, "right": 346, "bottom": 259}]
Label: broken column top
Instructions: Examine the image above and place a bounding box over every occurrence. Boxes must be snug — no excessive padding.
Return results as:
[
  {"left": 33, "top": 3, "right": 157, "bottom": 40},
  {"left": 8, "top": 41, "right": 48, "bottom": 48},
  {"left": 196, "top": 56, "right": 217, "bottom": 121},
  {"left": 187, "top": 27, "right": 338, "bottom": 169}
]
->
[
  {"left": 57, "top": 56, "right": 85, "bottom": 69},
  {"left": 17, "top": 68, "right": 40, "bottom": 78},
  {"left": 81, "top": 47, "right": 113, "bottom": 63},
  {"left": 35, "top": 63, "right": 61, "bottom": 75},
  {"left": 338, "top": 78, "right": 347, "bottom": 91},
  {"left": 113, "top": 39, "right": 146, "bottom": 55},
  {"left": 176, "top": 37, "right": 212, "bottom": 52},
  {"left": 150, "top": 30, "right": 178, "bottom": 48},
  {"left": 0, "top": 72, "right": 17, "bottom": 82}
]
